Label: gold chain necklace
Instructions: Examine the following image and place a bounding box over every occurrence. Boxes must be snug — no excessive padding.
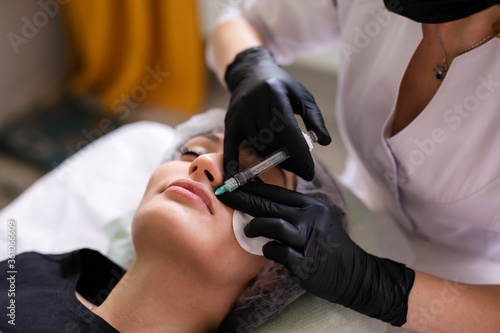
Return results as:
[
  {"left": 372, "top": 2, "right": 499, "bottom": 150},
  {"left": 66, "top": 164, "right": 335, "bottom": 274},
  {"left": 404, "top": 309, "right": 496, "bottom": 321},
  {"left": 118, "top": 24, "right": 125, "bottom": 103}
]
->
[{"left": 434, "top": 25, "right": 497, "bottom": 80}]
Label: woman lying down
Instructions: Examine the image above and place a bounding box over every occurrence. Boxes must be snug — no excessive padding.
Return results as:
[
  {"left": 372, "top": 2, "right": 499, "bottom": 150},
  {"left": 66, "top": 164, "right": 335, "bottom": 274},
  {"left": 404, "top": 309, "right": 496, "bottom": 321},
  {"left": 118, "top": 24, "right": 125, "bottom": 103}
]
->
[{"left": 0, "top": 130, "right": 347, "bottom": 333}]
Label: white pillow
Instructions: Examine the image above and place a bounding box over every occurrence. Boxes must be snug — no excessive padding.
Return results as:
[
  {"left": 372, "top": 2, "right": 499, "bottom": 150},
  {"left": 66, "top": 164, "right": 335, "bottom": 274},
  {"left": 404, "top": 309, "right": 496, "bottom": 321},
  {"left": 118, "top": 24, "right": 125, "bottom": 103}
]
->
[{"left": 0, "top": 120, "right": 174, "bottom": 257}]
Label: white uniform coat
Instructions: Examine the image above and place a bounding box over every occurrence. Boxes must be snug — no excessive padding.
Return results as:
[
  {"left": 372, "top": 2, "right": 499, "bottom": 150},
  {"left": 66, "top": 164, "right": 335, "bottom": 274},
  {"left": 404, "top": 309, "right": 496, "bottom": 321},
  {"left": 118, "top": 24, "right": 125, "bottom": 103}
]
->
[{"left": 214, "top": 0, "right": 500, "bottom": 261}]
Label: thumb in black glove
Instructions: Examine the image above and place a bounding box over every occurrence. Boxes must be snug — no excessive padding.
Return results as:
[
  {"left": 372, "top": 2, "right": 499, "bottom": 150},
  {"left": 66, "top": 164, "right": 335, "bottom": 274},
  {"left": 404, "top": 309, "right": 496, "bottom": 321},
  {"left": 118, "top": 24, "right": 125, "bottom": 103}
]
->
[
  {"left": 219, "top": 182, "right": 415, "bottom": 326},
  {"left": 223, "top": 46, "right": 331, "bottom": 181}
]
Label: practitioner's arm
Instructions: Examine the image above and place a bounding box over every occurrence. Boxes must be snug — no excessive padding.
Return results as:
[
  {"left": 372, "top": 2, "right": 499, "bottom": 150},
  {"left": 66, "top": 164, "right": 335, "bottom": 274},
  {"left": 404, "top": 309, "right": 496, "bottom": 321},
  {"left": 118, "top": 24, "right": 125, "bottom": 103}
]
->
[
  {"left": 211, "top": 18, "right": 265, "bottom": 83},
  {"left": 404, "top": 271, "right": 500, "bottom": 333}
]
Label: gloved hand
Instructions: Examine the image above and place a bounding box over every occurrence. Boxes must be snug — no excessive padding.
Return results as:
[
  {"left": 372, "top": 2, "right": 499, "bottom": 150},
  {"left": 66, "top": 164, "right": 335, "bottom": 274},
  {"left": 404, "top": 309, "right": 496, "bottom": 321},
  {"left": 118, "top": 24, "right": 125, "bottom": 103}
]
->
[
  {"left": 223, "top": 46, "right": 331, "bottom": 181},
  {"left": 219, "top": 182, "right": 415, "bottom": 326}
]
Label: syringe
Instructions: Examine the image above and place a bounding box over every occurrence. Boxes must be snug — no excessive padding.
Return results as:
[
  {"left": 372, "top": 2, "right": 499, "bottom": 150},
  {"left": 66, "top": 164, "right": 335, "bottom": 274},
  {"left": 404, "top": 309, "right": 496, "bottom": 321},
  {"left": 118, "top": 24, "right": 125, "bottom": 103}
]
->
[{"left": 215, "top": 131, "right": 318, "bottom": 195}]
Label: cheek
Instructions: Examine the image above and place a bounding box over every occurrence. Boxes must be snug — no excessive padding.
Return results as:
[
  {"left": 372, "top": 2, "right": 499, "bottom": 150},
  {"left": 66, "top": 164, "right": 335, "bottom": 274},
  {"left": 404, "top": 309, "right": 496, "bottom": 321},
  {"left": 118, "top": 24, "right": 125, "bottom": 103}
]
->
[
  {"left": 132, "top": 192, "right": 269, "bottom": 286},
  {"left": 132, "top": 197, "right": 260, "bottom": 275},
  {"left": 207, "top": 212, "right": 270, "bottom": 285},
  {"left": 131, "top": 197, "right": 187, "bottom": 258},
  {"left": 260, "top": 169, "right": 280, "bottom": 186},
  {"left": 132, "top": 191, "right": 217, "bottom": 261}
]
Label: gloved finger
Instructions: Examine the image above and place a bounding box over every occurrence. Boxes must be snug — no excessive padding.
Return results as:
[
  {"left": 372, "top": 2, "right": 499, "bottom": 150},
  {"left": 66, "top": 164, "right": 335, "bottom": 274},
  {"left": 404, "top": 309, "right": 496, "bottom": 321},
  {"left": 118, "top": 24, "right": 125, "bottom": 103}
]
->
[
  {"left": 266, "top": 79, "right": 316, "bottom": 180},
  {"left": 279, "top": 139, "right": 315, "bottom": 181},
  {"left": 262, "top": 241, "right": 305, "bottom": 270},
  {"left": 237, "top": 182, "right": 315, "bottom": 208},
  {"left": 266, "top": 78, "right": 298, "bottom": 130},
  {"left": 244, "top": 217, "right": 305, "bottom": 249},
  {"left": 218, "top": 182, "right": 314, "bottom": 217},
  {"left": 223, "top": 127, "right": 244, "bottom": 179},
  {"left": 253, "top": 79, "right": 299, "bottom": 154},
  {"left": 217, "top": 183, "right": 300, "bottom": 221},
  {"left": 289, "top": 83, "right": 332, "bottom": 146}
]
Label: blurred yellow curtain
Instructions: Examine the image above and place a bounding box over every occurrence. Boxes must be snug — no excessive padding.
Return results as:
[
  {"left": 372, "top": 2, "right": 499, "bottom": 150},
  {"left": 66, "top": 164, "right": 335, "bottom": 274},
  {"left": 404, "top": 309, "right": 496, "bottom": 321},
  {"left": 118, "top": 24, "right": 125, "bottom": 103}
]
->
[{"left": 62, "top": 0, "right": 206, "bottom": 116}]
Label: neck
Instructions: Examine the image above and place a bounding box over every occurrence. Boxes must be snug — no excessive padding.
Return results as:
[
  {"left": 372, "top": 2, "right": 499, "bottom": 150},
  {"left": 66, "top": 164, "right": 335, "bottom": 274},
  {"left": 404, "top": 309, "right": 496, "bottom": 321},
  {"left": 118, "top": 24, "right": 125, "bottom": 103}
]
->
[
  {"left": 435, "top": 5, "right": 500, "bottom": 52},
  {"left": 93, "top": 258, "right": 242, "bottom": 333}
]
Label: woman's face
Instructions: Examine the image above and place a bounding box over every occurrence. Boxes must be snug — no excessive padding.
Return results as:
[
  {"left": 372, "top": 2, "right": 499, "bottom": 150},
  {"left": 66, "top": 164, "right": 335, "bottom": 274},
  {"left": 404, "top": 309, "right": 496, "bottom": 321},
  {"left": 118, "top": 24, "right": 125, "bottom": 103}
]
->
[{"left": 132, "top": 132, "right": 295, "bottom": 288}]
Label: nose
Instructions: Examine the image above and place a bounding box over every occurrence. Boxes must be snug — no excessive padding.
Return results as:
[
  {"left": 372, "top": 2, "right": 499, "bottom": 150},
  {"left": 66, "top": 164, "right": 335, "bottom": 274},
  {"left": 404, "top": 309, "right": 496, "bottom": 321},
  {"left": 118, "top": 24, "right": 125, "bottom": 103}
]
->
[{"left": 188, "top": 153, "right": 224, "bottom": 187}]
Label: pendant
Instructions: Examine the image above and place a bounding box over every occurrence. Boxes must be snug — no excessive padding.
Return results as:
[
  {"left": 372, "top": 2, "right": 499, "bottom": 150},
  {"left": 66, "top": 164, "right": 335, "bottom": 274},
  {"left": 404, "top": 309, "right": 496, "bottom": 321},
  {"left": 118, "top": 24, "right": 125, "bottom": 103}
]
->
[{"left": 434, "top": 64, "right": 447, "bottom": 80}]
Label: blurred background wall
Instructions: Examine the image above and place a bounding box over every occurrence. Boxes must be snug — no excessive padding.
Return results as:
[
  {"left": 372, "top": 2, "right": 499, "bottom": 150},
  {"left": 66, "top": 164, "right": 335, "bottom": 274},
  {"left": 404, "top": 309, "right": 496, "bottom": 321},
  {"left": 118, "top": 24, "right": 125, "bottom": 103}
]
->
[{"left": 0, "top": 1, "right": 69, "bottom": 125}]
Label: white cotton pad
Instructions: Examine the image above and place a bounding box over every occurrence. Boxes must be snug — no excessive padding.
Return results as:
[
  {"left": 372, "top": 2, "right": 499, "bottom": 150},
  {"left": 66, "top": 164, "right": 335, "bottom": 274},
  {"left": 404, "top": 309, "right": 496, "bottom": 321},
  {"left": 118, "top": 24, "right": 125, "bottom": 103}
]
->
[{"left": 232, "top": 210, "right": 272, "bottom": 256}]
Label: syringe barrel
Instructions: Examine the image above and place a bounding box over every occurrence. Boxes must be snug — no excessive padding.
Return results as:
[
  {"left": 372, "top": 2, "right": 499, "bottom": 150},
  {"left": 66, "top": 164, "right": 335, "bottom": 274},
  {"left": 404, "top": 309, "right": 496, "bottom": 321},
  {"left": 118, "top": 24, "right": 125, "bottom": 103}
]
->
[
  {"left": 235, "top": 169, "right": 254, "bottom": 185},
  {"left": 232, "top": 148, "right": 289, "bottom": 187},
  {"left": 248, "top": 148, "right": 289, "bottom": 175}
]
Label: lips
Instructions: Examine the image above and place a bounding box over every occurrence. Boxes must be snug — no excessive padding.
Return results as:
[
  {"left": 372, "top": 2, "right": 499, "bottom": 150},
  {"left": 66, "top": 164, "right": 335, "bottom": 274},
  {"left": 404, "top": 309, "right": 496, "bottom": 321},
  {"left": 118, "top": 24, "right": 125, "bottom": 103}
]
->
[{"left": 165, "top": 179, "right": 214, "bottom": 214}]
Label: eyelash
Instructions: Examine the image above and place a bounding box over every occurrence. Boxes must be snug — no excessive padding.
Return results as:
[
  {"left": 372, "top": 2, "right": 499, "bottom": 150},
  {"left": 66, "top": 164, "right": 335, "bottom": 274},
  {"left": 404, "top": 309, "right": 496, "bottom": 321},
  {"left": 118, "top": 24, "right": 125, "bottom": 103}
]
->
[{"left": 180, "top": 147, "right": 204, "bottom": 158}]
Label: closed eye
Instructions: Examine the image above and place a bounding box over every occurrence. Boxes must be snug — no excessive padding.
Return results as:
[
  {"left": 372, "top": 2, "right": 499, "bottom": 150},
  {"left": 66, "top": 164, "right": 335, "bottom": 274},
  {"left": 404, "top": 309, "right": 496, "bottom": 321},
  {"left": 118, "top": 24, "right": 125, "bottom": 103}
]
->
[{"left": 180, "top": 147, "right": 203, "bottom": 158}]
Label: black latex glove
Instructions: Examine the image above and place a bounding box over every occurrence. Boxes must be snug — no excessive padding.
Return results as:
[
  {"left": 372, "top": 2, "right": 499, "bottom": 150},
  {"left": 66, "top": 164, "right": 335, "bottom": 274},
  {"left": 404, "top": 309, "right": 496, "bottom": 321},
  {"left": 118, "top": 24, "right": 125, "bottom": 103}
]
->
[
  {"left": 219, "top": 182, "right": 415, "bottom": 326},
  {"left": 223, "top": 46, "right": 331, "bottom": 181}
]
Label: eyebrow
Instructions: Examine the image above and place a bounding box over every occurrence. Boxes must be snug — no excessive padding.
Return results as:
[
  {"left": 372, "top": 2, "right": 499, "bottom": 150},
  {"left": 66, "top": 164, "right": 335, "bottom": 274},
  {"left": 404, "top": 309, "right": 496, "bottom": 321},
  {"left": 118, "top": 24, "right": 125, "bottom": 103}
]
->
[{"left": 201, "top": 133, "right": 221, "bottom": 143}]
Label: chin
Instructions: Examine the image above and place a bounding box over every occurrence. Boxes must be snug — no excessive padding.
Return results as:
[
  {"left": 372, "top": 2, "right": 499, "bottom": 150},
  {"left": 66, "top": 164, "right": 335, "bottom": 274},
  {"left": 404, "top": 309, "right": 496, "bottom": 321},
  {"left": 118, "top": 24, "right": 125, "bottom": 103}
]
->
[{"left": 133, "top": 202, "right": 209, "bottom": 252}]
